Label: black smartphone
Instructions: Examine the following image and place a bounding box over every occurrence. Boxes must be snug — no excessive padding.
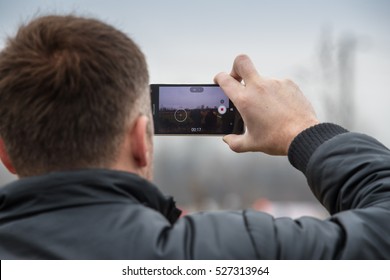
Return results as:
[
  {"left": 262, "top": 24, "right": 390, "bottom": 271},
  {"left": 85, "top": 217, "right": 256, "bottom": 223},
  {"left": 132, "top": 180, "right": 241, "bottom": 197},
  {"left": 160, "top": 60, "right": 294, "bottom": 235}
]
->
[{"left": 150, "top": 84, "right": 244, "bottom": 135}]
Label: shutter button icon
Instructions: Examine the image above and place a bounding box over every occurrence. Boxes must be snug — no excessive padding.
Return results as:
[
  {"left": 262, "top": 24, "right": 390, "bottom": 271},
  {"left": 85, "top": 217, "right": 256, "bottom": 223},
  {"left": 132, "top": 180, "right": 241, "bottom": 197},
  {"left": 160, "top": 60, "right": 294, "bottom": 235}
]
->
[{"left": 218, "top": 105, "right": 227, "bottom": 115}]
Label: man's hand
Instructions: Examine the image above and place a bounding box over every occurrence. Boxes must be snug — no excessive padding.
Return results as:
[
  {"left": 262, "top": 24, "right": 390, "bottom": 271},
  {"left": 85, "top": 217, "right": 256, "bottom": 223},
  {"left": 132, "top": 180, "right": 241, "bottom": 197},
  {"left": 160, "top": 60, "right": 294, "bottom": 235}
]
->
[{"left": 214, "top": 54, "right": 319, "bottom": 155}]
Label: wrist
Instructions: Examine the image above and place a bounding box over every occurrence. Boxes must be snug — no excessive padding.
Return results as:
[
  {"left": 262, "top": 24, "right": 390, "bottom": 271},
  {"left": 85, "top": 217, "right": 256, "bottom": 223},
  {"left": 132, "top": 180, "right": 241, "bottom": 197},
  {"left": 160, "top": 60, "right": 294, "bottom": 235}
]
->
[
  {"left": 287, "top": 123, "right": 349, "bottom": 173},
  {"left": 284, "top": 119, "right": 320, "bottom": 155}
]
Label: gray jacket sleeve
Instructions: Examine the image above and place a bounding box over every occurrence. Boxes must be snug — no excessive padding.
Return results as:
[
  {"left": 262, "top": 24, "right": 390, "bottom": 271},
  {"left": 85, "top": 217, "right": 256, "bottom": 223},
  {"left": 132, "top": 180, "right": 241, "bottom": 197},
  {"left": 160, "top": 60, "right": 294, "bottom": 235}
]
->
[{"left": 175, "top": 123, "right": 390, "bottom": 259}]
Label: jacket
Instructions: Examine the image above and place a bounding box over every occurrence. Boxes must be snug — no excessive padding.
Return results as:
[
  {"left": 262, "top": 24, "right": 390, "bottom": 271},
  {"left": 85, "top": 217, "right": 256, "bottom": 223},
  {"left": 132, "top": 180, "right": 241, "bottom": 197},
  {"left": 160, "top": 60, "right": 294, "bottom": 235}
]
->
[{"left": 0, "top": 123, "right": 389, "bottom": 259}]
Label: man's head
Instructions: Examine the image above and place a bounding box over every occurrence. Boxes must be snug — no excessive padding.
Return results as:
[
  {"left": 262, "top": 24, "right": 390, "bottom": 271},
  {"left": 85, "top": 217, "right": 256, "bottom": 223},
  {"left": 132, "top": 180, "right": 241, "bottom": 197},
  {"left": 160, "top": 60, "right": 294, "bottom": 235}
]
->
[{"left": 0, "top": 15, "right": 153, "bottom": 179}]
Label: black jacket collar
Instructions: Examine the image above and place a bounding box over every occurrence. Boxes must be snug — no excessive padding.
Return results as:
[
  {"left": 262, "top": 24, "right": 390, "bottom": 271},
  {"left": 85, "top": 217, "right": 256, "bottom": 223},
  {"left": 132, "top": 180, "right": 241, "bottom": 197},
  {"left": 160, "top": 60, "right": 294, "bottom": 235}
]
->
[{"left": 0, "top": 169, "right": 182, "bottom": 224}]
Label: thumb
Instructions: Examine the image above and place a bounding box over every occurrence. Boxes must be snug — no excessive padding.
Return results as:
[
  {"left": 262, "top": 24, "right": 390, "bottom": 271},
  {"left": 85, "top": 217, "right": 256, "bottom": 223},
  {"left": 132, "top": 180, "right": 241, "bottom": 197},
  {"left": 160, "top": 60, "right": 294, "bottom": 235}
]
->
[{"left": 223, "top": 134, "right": 246, "bottom": 153}]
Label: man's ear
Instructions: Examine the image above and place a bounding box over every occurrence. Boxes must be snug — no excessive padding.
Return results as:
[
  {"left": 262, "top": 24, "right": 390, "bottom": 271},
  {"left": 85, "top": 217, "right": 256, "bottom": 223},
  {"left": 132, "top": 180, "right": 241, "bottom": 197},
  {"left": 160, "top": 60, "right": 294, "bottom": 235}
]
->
[
  {"left": 0, "top": 138, "right": 17, "bottom": 174},
  {"left": 130, "top": 115, "right": 150, "bottom": 168}
]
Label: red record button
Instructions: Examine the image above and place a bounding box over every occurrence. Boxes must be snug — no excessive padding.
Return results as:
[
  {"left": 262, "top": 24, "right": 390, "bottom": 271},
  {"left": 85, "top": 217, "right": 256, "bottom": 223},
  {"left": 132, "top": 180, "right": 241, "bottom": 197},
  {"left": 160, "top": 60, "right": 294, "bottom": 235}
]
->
[{"left": 218, "top": 105, "right": 227, "bottom": 115}]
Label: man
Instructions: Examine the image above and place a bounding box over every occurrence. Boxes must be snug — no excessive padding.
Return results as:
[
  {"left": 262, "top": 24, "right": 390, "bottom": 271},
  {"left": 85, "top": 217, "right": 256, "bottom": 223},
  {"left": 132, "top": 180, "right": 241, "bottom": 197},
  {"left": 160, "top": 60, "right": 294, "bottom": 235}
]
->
[{"left": 0, "top": 15, "right": 389, "bottom": 259}]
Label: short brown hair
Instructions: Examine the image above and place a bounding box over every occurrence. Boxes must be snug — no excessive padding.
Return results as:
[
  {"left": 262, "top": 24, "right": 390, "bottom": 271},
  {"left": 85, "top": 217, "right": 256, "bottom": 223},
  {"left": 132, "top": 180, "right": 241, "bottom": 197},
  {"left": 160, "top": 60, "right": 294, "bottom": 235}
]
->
[{"left": 0, "top": 15, "right": 149, "bottom": 176}]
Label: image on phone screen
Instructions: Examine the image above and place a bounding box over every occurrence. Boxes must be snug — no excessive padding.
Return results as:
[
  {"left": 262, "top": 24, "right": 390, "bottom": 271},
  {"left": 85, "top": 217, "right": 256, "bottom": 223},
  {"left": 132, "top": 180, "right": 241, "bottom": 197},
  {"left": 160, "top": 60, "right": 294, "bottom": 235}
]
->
[{"left": 151, "top": 84, "right": 244, "bottom": 135}]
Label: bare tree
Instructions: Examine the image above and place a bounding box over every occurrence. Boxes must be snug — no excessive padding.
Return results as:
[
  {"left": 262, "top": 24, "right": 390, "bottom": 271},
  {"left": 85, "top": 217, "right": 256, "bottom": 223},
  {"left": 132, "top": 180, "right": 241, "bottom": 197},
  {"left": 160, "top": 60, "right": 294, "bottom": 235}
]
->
[{"left": 318, "top": 28, "right": 357, "bottom": 130}]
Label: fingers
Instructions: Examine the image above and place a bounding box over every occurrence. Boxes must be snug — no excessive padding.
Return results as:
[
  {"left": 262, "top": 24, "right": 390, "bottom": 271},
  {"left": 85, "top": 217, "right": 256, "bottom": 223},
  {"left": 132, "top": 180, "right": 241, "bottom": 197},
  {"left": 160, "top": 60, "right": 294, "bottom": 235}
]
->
[
  {"left": 214, "top": 54, "right": 262, "bottom": 103},
  {"left": 231, "top": 54, "right": 260, "bottom": 83},
  {"left": 216, "top": 55, "right": 264, "bottom": 154},
  {"left": 223, "top": 133, "right": 247, "bottom": 153},
  {"left": 214, "top": 72, "right": 242, "bottom": 103}
]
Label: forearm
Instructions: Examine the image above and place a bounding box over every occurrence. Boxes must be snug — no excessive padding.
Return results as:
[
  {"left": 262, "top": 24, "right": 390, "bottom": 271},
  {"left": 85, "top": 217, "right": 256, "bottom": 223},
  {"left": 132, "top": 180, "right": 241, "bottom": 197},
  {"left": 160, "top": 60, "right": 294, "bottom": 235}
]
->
[{"left": 288, "top": 123, "right": 390, "bottom": 214}]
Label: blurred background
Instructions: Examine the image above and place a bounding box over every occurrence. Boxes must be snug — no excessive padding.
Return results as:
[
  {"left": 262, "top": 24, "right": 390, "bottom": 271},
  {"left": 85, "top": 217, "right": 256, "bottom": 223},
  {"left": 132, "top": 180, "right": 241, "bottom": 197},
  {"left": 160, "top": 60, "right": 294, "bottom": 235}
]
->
[{"left": 1, "top": 0, "right": 389, "bottom": 218}]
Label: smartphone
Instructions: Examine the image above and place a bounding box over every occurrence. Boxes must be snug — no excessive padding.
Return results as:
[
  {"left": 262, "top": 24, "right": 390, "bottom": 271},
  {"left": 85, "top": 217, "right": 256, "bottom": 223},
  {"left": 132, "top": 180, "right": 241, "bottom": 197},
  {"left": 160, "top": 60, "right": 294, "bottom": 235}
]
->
[{"left": 150, "top": 84, "right": 244, "bottom": 135}]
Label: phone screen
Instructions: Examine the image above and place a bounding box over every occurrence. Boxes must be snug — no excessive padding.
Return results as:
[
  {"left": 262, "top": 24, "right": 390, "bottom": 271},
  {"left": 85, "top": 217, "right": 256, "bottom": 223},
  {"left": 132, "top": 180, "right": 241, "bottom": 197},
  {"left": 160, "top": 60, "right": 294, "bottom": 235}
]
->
[{"left": 150, "top": 84, "right": 244, "bottom": 135}]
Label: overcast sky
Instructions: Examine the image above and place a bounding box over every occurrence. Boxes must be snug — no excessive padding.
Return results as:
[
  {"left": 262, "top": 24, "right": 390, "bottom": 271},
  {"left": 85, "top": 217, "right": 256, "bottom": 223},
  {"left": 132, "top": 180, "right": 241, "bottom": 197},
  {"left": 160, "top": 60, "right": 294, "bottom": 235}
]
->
[{"left": 1, "top": 0, "right": 390, "bottom": 184}]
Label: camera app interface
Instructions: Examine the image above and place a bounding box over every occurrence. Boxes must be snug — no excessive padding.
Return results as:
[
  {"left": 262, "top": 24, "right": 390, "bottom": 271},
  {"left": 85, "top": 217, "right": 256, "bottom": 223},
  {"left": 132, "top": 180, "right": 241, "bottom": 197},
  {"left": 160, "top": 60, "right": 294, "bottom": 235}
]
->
[{"left": 158, "top": 86, "right": 239, "bottom": 134}]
